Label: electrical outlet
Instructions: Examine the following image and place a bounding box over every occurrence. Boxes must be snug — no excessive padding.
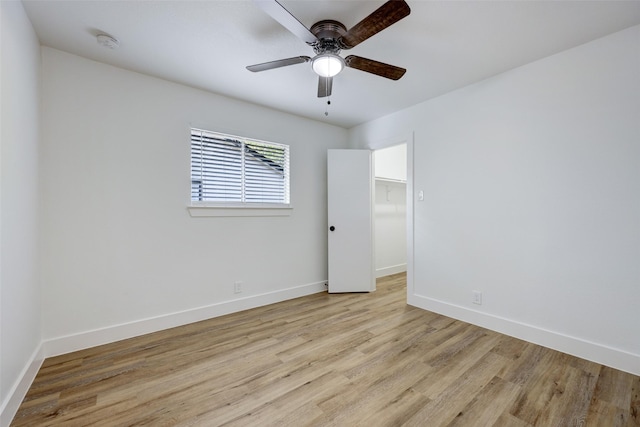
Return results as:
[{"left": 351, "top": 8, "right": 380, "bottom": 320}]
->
[
  {"left": 234, "top": 281, "right": 243, "bottom": 294},
  {"left": 472, "top": 290, "right": 482, "bottom": 305}
]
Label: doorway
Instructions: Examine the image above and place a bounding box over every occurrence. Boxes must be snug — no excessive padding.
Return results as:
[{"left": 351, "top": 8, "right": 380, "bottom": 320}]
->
[{"left": 374, "top": 143, "right": 408, "bottom": 279}]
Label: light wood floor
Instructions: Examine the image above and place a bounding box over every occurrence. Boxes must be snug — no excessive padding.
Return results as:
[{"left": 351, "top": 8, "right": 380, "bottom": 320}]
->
[{"left": 12, "top": 273, "right": 640, "bottom": 426}]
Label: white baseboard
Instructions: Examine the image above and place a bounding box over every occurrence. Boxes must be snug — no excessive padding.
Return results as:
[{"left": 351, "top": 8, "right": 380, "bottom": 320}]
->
[
  {"left": 1, "top": 343, "right": 45, "bottom": 427},
  {"left": 44, "top": 281, "right": 327, "bottom": 358},
  {"left": 376, "top": 263, "right": 407, "bottom": 278},
  {"left": 407, "top": 292, "right": 640, "bottom": 376}
]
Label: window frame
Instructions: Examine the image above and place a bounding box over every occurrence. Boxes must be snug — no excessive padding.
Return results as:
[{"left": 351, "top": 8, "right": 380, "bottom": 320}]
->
[{"left": 188, "top": 128, "right": 292, "bottom": 217}]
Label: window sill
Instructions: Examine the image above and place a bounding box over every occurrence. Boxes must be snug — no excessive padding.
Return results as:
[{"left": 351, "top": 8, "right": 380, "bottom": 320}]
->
[{"left": 187, "top": 204, "right": 293, "bottom": 217}]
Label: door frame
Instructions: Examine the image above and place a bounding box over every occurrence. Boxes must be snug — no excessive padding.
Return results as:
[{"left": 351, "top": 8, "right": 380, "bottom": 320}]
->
[{"left": 369, "top": 132, "right": 414, "bottom": 300}]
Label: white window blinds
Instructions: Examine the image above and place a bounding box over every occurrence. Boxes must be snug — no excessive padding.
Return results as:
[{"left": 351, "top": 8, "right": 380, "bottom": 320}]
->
[{"left": 191, "top": 128, "right": 290, "bottom": 205}]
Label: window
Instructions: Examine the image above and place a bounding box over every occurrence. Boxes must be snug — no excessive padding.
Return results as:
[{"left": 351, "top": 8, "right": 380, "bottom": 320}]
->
[{"left": 190, "top": 128, "right": 290, "bottom": 206}]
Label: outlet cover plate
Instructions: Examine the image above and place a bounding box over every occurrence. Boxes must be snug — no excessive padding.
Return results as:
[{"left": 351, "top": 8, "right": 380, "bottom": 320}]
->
[
  {"left": 234, "top": 281, "right": 243, "bottom": 294},
  {"left": 472, "top": 291, "right": 482, "bottom": 305}
]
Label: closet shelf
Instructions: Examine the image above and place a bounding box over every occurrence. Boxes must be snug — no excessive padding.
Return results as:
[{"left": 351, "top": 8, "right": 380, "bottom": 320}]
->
[{"left": 375, "top": 177, "right": 406, "bottom": 184}]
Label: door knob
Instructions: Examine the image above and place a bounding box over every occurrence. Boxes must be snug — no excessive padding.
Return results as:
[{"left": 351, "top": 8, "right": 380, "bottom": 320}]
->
[{"left": 329, "top": 226, "right": 335, "bottom": 231}]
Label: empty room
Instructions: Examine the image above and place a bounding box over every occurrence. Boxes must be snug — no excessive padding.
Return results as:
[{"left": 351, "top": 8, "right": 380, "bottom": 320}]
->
[{"left": 2, "top": 0, "right": 639, "bottom": 425}]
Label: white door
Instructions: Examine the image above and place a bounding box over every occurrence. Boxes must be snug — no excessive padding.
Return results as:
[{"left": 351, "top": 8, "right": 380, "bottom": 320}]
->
[{"left": 327, "top": 149, "right": 375, "bottom": 293}]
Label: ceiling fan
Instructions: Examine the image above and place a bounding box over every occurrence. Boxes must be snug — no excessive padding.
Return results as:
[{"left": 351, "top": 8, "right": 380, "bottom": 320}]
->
[{"left": 247, "top": 0, "right": 411, "bottom": 98}]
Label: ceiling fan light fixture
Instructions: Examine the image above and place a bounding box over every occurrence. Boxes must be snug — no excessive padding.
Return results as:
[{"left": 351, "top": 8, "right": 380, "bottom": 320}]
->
[{"left": 312, "top": 54, "right": 344, "bottom": 77}]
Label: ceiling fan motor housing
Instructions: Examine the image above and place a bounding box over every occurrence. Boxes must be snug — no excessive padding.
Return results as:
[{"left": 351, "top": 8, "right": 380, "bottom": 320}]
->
[{"left": 309, "top": 20, "right": 347, "bottom": 54}]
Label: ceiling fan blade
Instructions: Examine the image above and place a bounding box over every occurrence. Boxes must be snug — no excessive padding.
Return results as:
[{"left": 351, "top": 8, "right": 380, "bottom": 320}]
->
[
  {"left": 247, "top": 56, "right": 311, "bottom": 72},
  {"left": 318, "top": 76, "right": 333, "bottom": 98},
  {"left": 345, "top": 55, "right": 406, "bottom": 80},
  {"left": 339, "top": 0, "right": 410, "bottom": 49},
  {"left": 254, "top": 0, "right": 317, "bottom": 45}
]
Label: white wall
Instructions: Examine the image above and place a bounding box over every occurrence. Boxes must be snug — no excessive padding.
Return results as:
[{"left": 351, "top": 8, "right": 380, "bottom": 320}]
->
[
  {"left": 40, "top": 48, "right": 348, "bottom": 354},
  {"left": 375, "top": 144, "right": 406, "bottom": 182},
  {"left": 350, "top": 25, "right": 640, "bottom": 374},
  {"left": 0, "top": 1, "right": 43, "bottom": 423}
]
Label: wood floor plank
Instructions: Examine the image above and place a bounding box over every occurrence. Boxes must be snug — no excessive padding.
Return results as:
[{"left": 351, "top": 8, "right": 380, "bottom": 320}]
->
[
  {"left": 446, "top": 375, "right": 520, "bottom": 427},
  {"left": 222, "top": 371, "right": 349, "bottom": 426},
  {"left": 533, "top": 364, "right": 598, "bottom": 426},
  {"left": 593, "top": 365, "right": 635, "bottom": 410},
  {"left": 11, "top": 273, "right": 640, "bottom": 426},
  {"left": 507, "top": 349, "right": 571, "bottom": 425},
  {"left": 493, "top": 412, "right": 534, "bottom": 427},
  {"left": 404, "top": 351, "right": 509, "bottom": 426},
  {"left": 355, "top": 387, "right": 432, "bottom": 427},
  {"left": 412, "top": 331, "right": 502, "bottom": 399},
  {"left": 315, "top": 358, "right": 429, "bottom": 426},
  {"left": 629, "top": 375, "right": 640, "bottom": 426},
  {"left": 585, "top": 399, "right": 631, "bottom": 427}
]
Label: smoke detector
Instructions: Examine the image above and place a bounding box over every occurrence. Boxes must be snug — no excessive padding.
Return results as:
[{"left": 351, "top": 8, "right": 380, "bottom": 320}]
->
[{"left": 96, "top": 34, "right": 120, "bottom": 49}]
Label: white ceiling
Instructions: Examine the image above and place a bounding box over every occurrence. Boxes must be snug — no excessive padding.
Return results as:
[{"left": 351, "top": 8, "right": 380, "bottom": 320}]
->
[{"left": 22, "top": 0, "right": 640, "bottom": 128}]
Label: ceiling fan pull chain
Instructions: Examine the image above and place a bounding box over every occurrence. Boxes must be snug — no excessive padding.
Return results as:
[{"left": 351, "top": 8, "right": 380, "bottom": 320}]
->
[{"left": 325, "top": 99, "right": 331, "bottom": 116}]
